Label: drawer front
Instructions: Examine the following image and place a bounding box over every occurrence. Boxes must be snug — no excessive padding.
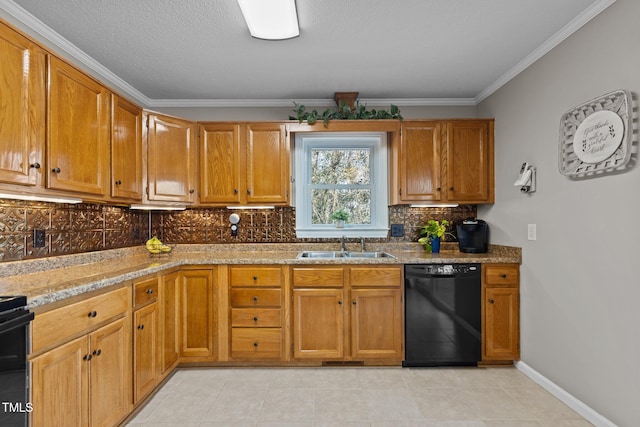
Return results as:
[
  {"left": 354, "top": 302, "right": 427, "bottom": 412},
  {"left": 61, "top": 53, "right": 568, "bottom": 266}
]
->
[
  {"left": 230, "top": 266, "right": 282, "bottom": 287},
  {"left": 485, "top": 264, "right": 519, "bottom": 286},
  {"left": 231, "top": 308, "right": 281, "bottom": 327},
  {"left": 293, "top": 267, "right": 343, "bottom": 287},
  {"left": 230, "top": 289, "right": 281, "bottom": 307},
  {"left": 349, "top": 266, "right": 401, "bottom": 287},
  {"left": 32, "top": 286, "right": 130, "bottom": 353},
  {"left": 134, "top": 277, "right": 158, "bottom": 308},
  {"left": 231, "top": 328, "right": 282, "bottom": 359}
]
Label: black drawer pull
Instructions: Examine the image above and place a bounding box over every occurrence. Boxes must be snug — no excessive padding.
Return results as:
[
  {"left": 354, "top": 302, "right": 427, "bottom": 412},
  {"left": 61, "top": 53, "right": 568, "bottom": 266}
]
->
[
  {"left": 83, "top": 354, "right": 92, "bottom": 361},
  {"left": 115, "top": 180, "right": 122, "bottom": 185},
  {"left": 92, "top": 349, "right": 102, "bottom": 356},
  {"left": 52, "top": 167, "right": 61, "bottom": 174},
  {"left": 253, "top": 317, "right": 258, "bottom": 322},
  {"left": 138, "top": 324, "right": 145, "bottom": 330},
  {"left": 253, "top": 276, "right": 258, "bottom": 281},
  {"left": 488, "top": 298, "right": 495, "bottom": 304},
  {"left": 253, "top": 342, "right": 259, "bottom": 347},
  {"left": 146, "top": 289, "right": 154, "bottom": 294},
  {"left": 30, "top": 162, "right": 41, "bottom": 169},
  {"left": 87, "top": 311, "right": 97, "bottom": 318},
  {"left": 500, "top": 274, "right": 507, "bottom": 278},
  {"left": 253, "top": 296, "right": 258, "bottom": 302}
]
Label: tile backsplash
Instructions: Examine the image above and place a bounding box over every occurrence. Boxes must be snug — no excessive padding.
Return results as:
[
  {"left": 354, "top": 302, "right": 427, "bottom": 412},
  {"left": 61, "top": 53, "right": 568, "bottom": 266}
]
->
[{"left": 0, "top": 199, "right": 476, "bottom": 262}]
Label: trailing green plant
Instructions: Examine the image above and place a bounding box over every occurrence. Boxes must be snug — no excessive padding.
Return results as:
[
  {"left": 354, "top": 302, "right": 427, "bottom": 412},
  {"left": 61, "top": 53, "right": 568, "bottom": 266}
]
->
[
  {"left": 290, "top": 100, "right": 402, "bottom": 126},
  {"left": 329, "top": 209, "right": 350, "bottom": 222},
  {"left": 418, "top": 219, "right": 454, "bottom": 252}
]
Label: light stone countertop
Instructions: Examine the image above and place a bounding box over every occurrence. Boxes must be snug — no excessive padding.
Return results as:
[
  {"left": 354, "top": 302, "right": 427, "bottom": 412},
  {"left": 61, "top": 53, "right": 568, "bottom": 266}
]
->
[{"left": 0, "top": 243, "right": 521, "bottom": 308}]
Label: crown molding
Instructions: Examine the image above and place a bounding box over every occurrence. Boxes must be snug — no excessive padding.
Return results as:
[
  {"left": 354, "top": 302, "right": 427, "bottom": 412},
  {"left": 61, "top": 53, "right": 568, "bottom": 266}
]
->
[
  {"left": 1, "top": 0, "right": 616, "bottom": 109},
  {"left": 147, "top": 97, "right": 477, "bottom": 108},
  {"left": 475, "top": 0, "right": 616, "bottom": 104},
  {"left": 0, "top": 0, "right": 152, "bottom": 107}
]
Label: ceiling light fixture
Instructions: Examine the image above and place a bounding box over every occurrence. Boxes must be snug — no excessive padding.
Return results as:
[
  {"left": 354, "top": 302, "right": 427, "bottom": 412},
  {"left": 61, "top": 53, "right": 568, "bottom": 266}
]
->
[{"left": 237, "top": 0, "right": 299, "bottom": 40}]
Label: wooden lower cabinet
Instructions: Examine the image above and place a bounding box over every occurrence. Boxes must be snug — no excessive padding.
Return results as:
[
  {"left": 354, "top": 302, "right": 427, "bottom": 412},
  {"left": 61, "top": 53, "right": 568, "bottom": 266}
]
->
[
  {"left": 133, "top": 302, "right": 158, "bottom": 403},
  {"left": 482, "top": 264, "right": 520, "bottom": 361},
  {"left": 292, "top": 266, "right": 403, "bottom": 363},
  {"left": 160, "top": 270, "right": 180, "bottom": 373},
  {"left": 31, "top": 316, "right": 131, "bottom": 427},
  {"left": 350, "top": 288, "right": 403, "bottom": 360},
  {"left": 180, "top": 268, "right": 214, "bottom": 360},
  {"left": 293, "top": 288, "right": 344, "bottom": 359}
]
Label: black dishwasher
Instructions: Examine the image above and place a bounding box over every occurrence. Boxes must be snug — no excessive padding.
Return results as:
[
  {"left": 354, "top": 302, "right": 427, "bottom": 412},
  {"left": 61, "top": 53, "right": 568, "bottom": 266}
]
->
[{"left": 403, "top": 264, "right": 481, "bottom": 367}]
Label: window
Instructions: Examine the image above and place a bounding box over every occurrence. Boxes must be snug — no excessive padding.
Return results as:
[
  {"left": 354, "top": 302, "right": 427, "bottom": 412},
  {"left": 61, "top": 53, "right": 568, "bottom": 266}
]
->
[{"left": 294, "top": 132, "right": 388, "bottom": 238}]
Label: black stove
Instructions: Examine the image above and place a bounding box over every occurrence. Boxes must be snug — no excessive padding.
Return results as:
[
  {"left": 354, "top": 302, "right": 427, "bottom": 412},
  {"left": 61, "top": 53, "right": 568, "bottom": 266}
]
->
[{"left": 0, "top": 295, "right": 33, "bottom": 427}]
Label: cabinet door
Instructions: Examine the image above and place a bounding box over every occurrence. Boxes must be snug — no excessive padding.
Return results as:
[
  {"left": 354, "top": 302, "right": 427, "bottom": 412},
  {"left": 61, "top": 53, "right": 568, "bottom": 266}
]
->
[
  {"left": 147, "top": 113, "right": 196, "bottom": 202},
  {"left": 293, "top": 288, "right": 344, "bottom": 359},
  {"left": 199, "top": 123, "right": 241, "bottom": 204},
  {"left": 111, "top": 95, "right": 142, "bottom": 200},
  {"left": 245, "top": 123, "right": 290, "bottom": 204},
  {"left": 133, "top": 302, "right": 158, "bottom": 403},
  {"left": 47, "top": 57, "right": 110, "bottom": 195},
  {"left": 181, "top": 269, "right": 214, "bottom": 358},
  {"left": 483, "top": 287, "right": 519, "bottom": 361},
  {"left": 350, "top": 289, "right": 403, "bottom": 360},
  {"left": 161, "top": 270, "right": 180, "bottom": 373},
  {"left": 398, "top": 122, "right": 442, "bottom": 202},
  {"left": 31, "top": 336, "right": 89, "bottom": 427},
  {"left": 0, "top": 23, "right": 45, "bottom": 186},
  {"left": 89, "top": 317, "right": 131, "bottom": 427},
  {"left": 444, "top": 121, "right": 492, "bottom": 202}
]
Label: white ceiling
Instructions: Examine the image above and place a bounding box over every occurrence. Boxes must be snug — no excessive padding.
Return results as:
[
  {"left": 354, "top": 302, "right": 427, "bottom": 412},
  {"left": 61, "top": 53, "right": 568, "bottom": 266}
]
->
[{"left": 0, "top": 0, "right": 614, "bottom": 108}]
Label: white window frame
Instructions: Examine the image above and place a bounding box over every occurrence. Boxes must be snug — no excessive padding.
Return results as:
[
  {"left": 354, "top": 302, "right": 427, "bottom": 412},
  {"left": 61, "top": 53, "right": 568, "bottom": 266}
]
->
[{"left": 294, "top": 132, "right": 389, "bottom": 238}]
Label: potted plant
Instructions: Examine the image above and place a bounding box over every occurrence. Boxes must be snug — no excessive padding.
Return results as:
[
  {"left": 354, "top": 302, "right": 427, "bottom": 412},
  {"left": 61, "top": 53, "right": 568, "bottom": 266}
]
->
[
  {"left": 330, "top": 209, "right": 350, "bottom": 228},
  {"left": 418, "top": 219, "right": 453, "bottom": 253}
]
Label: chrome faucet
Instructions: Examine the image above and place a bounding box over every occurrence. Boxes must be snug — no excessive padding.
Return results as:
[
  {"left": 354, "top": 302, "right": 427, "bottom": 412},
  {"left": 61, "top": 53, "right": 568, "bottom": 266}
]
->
[
  {"left": 360, "top": 236, "right": 365, "bottom": 252},
  {"left": 341, "top": 235, "right": 347, "bottom": 253}
]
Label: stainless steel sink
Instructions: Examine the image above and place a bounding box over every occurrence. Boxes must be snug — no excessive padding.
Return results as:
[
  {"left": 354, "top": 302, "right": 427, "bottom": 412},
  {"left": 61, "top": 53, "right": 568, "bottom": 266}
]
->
[
  {"left": 296, "top": 251, "right": 395, "bottom": 259},
  {"left": 344, "top": 251, "right": 395, "bottom": 258}
]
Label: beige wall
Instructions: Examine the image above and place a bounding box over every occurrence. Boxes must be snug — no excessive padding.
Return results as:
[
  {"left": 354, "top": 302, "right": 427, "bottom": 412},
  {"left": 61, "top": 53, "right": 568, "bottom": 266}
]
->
[{"left": 477, "top": 0, "right": 639, "bottom": 425}]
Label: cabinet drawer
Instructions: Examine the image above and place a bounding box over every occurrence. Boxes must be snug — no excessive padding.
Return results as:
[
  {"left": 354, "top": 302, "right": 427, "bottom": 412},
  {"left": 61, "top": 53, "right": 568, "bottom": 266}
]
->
[
  {"left": 230, "top": 266, "right": 282, "bottom": 287},
  {"left": 32, "top": 286, "right": 130, "bottom": 353},
  {"left": 133, "top": 277, "right": 158, "bottom": 308},
  {"left": 231, "top": 308, "right": 281, "bottom": 327},
  {"left": 230, "top": 288, "right": 281, "bottom": 307},
  {"left": 349, "top": 266, "right": 401, "bottom": 287},
  {"left": 231, "top": 328, "right": 281, "bottom": 359},
  {"left": 485, "top": 265, "right": 519, "bottom": 286},
  {"left": 293, "top": 267, "right": 343, "bottom": 287}
]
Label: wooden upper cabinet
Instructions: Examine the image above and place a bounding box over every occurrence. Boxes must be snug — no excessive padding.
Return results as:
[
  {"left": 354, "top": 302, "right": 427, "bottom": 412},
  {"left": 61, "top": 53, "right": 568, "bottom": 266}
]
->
[
  {"left": 444, "top": 120, "right": 494, "bottom": 203},
  {"left": 111, "top": 95, "right": 142, "bottom": 201},
  {"left": 395, "top": 121, "right": 442, "bottom": 203},
  {"left": 199, "top": 123, "right": 241, "bottom": 204},
  {"left": 47, "top": 57, "right": 110, "bottom": 196},
  {"left": 199, "top": 122, "right": 290, "bottom": 206},
  {"left": 245, "top": 123, "right": 289, "bottom": 204},
  {"left": 146, "top": 113, "right": 197, "bottom": 203},
  {"left": 0, "top": 22, "right": 46, "bottom": 186}
]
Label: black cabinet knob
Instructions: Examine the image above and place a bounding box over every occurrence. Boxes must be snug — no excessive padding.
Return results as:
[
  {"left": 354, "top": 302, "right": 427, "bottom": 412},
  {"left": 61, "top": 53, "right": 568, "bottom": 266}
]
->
[
  {"left": 253, "top": 342, "right": 259, "bottom": 347},
  {"left": 253, "top": 296, "right": 258, "bottom": 302},
  {"left": 138, "top": 324, "right": 145, "bottom": 330},
  {"left": 488, "top": 298, "right": 495, "bottom": 304},
  {"left": 500, "top": 274, "right": 507, "bottom": 279},
  {"left": 83, "top": 354, "right": 92, "bottom": 361},
  {"left": 92, "top": 349, "right": 102, "bottom": 356},
  {"left": 247, "top": 189, "right": 251, "bottom": 194},
  {"left": 30, "top": 163, "right": 41, "bottom": 169},
  {"left": 146, "top": 289, "right": 153, "bottom": 294},
  {"left": 189, "top": 189, "right": 195, "bottom": 194},
  {"left": 253, "top": 276, "right": 258, "bottom": 281},
  {"left": 233, "top": 188, "right": 238, "bottom": 194},
  {"left": 338, "top": 300, "right": 342, "bottom": 305},
  {"left": 52, "top": 167, "right": 61, "bottom": 174},
  {"left": 436, "top": 187, "right": 441, "bottom": 191},
  {"left": 253, "top": 317, "right": 258, "bottom": 322},
  {"left": 115, "top": 180, "right": 122, "bottom": 185},
  {"left": 352, "top": 300, "right": 357, "bottom": 305},
  {"left": 87, "top": 311, "right": 97, "bottom": 318},
  {"left": 449, "top": 187, "right": 454, "bottom": 191}
]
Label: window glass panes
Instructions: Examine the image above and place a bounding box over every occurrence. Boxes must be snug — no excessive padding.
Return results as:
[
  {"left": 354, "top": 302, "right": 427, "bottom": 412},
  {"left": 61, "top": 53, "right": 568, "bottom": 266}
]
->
[
  {"left": 310, "top": 149, "right": 370, "bottom": 185},
  {"left": 311, "top": 189, "right": 371, "bottom": 224}
]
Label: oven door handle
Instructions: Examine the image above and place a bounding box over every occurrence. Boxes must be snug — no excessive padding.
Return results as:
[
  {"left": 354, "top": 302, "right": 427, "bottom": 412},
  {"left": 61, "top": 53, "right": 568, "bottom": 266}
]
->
[{"left": 0, "top": 311, "right": 34, "bottom": 334}]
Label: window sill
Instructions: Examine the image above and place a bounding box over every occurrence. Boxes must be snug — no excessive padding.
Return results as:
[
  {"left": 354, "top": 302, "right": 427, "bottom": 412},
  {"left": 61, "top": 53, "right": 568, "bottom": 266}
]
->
[{"left": 295, "top": 228, "right": 389, "bottom": 239}]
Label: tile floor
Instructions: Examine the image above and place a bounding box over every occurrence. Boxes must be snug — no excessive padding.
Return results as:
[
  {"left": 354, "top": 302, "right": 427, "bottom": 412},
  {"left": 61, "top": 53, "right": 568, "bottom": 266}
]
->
[{"left": 125, "top": 367, "right": 593, "bottom": 427}]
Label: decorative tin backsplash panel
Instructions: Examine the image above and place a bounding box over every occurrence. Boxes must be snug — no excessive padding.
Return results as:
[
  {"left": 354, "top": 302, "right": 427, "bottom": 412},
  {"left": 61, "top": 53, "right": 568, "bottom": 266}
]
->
[{"left": 0, "top": 199, "right": 476, "bottom": 262}]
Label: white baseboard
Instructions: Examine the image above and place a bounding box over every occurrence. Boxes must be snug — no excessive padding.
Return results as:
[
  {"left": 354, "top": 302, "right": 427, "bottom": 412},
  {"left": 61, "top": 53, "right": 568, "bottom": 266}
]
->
[{"left": 515, "top": 361, "right": 617, "bottom": 427}]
